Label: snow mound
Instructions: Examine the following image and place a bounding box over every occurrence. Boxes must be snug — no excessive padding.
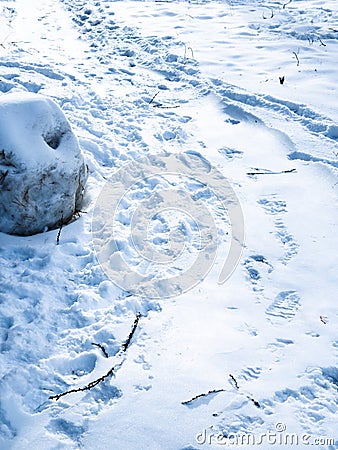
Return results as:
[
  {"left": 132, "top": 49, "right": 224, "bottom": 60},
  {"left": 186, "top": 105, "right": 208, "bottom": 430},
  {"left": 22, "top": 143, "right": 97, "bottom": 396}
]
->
[{"left": 0, "top": 92, "right": 87, "bottom": 235}]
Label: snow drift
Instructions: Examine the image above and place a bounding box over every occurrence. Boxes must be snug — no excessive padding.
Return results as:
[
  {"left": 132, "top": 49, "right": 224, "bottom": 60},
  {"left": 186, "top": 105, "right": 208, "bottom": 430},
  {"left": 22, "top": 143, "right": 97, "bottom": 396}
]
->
[{"left": 0, "top": 92, "right": 87, "bottom": 235}]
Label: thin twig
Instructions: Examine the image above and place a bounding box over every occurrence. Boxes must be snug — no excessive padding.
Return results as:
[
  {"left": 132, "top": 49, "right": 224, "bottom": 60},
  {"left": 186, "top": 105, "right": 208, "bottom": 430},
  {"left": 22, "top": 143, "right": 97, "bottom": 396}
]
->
[
  {"left": 247, "top": 168, "right": 296, "bottom": 175},
  {"left": 149, "top": 92, "right": 180, "bottom": 109},
  {"left": 13, "top": 198, "right": 26, "bottom": 208},
  {"left": 249, "top": 396, "right": 261, "bottom": 408},
  {"left": 56, "top": 225, "right": 63, "bottom": 245},
  {"left": 50, "top": 313, "right": 141, "bottom": 401},
  {"left": 183, "top": 377, "right": 261, "bottom": 409},
  {"left": 49, "top": 360, "right": 124, "bottom": 401},
  {"left": 293, "top": 51, "right": 300, "bottom": 66},
  {"left": 153, "top": 104, "right": 180, "bottom": 109},
  {"left": 91, "top": 342, "right": 109, "bottom": 358},
  {"left": 56, "top": 219, "right": 63, "bottom": 245},
  {"left": 182, "top": 389, "right": 226, "bottom": 406},
  {"left": 122, "top": 312, "right": 141, "bottom": 352},
  {"left": 229, "top": 374, "right": 239, "bottom": 390},
  {"left": 149, "top": 91, "right": 160, "bottom": 105},
  {"left": 184, "top": 45, "right": 194, "bottom": 59},
  {"left": 0, "top": 170, "right": 8, "bottom": 185},
  {"left": 263, "top": 8, "right": 274, "bottom": 19},
  {"left": 320, "top": 315, "right": 328, "bottom": 324},
  {"left": 282, "top": 0, "right": 292, "bottom": 9},
  {"left": 229, "top": 375, "right": 260, "bottom": 408}
]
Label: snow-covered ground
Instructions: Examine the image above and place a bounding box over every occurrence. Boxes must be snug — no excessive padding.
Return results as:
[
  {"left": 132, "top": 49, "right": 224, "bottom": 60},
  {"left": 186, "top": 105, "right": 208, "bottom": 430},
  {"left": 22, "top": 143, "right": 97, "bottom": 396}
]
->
[{"left": 0, "top": 0, "right": 337, "bottom": 449}]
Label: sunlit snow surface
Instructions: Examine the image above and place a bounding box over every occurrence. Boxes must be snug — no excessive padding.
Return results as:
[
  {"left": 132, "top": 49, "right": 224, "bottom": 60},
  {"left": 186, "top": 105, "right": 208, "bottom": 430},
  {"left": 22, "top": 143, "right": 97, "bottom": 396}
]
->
[{"left": 0, "top": 0, "right": 337, "bottom": 449}]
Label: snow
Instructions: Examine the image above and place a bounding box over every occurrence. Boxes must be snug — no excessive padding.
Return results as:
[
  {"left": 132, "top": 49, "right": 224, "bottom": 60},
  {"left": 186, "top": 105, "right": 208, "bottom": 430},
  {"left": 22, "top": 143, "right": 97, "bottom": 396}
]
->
[
  {"left": 0, "top": 0, "right": 337, "bottom": 449},
  {"left": 0, "top": 91, "right": 87, "bottom": 235}
]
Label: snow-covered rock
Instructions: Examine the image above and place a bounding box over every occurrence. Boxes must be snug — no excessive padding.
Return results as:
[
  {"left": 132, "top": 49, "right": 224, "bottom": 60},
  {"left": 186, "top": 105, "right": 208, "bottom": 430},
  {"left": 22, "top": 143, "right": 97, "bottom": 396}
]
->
[{"left": 0, "top": 92, "right": 87, "bottom": 235}]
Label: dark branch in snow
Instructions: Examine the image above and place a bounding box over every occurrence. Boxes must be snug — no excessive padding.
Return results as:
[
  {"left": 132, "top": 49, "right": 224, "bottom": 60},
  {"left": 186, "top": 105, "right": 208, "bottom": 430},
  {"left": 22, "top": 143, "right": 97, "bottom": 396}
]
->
[
  {"left": 320, "top": 315, "right": 328, "bottom": 324},
  {"left": 56, "top": 220, "right": 63, "bottom": 245},
  {"left": 49, "top": 360, "right": 124, "bottom": 401},
  {"left": 293, "top": 51, "right": 300, "bottom": 66},
  {"left": 153, "top": 104, "right": 180, "bottom": 109},
  {"left": 246, "top": 168, "right": 296, "bottom": 175},
  {"left": 248, "top": 396, "right": 261, "bottom": 408},
  {"left": 122, "top": 312, "right": 141, "bottom": 352},
  {"left": 229, "top": 373, "right": 239, "bottom": 390},
  {"left": 149, "top": 91, "right": 159, "bottom": 105},
  {"left": 181, "top": 389, "right": 226, "bottom": 406},
  {"left": 182, "top": 373, "right": 260, "bottom": 407},
  {"left": 0, "top": 170, "right": 8, "bottom": 185},
  {"left": 91, "top": 342, "right": 109, "bottom": 358},
  {"left": 49, "top": 313, "right": 141, "bottom": 401},
  {"left": 184, "top": 45, "right": 194, "bottom": 59},
  {"left": 282, "top": 0, "right": 292, "bottom": 9},
  {"left": 149, "top": 91, "right": 180, "bottom": 109},
  {"left": 263, "top": 8, "right": 274, "bottom": 19},
  {"left": 183, "top": 375, "right": 261, "bottom": 409}
]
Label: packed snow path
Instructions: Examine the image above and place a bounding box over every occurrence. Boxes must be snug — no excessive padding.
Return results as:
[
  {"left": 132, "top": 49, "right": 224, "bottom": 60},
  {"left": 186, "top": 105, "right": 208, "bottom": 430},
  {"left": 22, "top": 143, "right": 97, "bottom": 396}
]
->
[{"left": 0, "top": 0, "right": 337, "bottom": 449}]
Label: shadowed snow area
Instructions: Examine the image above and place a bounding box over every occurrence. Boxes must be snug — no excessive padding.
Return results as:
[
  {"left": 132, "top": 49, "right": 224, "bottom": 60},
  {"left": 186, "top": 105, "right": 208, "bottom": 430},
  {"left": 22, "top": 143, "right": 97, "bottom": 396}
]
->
[{"left": 0, "top": 0, "right": 337, "bottom": 449}]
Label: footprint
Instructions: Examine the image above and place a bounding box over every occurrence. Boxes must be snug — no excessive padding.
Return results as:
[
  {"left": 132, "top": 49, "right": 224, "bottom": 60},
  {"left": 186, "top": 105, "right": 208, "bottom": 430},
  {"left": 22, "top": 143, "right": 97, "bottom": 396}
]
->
[
  {"left": 258, "top": 197, "right": 298, "bottom": 262},
  {"left": 47, "top": 418, "right": 87, "bottom": 444},
  {"left": 274, "top": 387, "right": 301, "bottom": 403},
  {"left": 46, "top": 352, "right": 97, "bottom": 377},
  {"left": 243, "top": 254, "right": 273, "bottom": 293},
  {"left": 265, "top": 290, "right": 300, "bottom": 322},
  {"left": 320, "top": 366, "right": 338, "bottom": 388},
  {"left": 275, "top": 227, "right": 299, "bottom": 263},
  {"left": 270, "top": 366, "right": 338, "bottom": 430},
  {"left": 288, "top": 150, "right": 338, "bottom": 169},
  {"left": 218, "top": 146, "right": 243, "bottom": 160},
  {"left": 216, "top": 414, "right": 264, "bottom": 437},
  {"left": 267, "top": 338, "right": 294, "bottom": 357},
  {"left": 0, "top": 406, "right": 16, "bottom": 440},
  {"left": 240, "top": 366, "right": 262, "bottom": 382},
  {"left": 0, "top": 316, "right": 14, "bottom": 352},
  {"left": 258, "top": 198, "right": 287, "bottom": 215},
  {"left": 89, "top": 382, "right": 122, "bottom": 403}
]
